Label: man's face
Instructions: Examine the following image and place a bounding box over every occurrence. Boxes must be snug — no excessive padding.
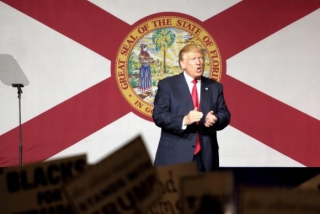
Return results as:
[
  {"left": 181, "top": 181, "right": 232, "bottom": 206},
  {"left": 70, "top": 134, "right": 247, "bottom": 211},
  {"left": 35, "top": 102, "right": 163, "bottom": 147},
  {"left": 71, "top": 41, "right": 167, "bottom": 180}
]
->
[{"left": 180, "top": 51, "right": 204, "bottom": 79}]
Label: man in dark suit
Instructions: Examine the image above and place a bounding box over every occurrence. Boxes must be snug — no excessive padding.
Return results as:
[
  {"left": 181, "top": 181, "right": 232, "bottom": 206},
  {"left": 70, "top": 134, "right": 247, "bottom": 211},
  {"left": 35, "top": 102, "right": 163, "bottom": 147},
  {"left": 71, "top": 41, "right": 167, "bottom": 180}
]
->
[{"left": 152, "top": 44, "right": 231, "bottom": 172}]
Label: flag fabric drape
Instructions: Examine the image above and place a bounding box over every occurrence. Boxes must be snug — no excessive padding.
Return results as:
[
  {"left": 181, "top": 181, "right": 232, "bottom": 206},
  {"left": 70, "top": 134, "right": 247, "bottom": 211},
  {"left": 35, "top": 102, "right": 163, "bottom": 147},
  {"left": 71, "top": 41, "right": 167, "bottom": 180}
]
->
[{"left": 0, "top": 0, "right": 320, "bottom": 167}]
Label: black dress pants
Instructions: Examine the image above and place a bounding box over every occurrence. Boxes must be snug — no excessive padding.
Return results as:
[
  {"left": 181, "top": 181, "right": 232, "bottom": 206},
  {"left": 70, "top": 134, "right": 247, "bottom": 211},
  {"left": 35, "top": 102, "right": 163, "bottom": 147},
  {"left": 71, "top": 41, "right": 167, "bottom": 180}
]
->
[{"left": 193, "top": 151, "right": 206, "bottom": 172}]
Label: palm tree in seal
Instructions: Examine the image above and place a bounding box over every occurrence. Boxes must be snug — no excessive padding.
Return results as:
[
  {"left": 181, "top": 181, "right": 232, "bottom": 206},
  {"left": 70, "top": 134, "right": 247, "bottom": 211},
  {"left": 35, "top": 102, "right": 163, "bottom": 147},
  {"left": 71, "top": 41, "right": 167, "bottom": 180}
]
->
[{"left": 151, "top": 28, "right": 176, "bottom": 76}]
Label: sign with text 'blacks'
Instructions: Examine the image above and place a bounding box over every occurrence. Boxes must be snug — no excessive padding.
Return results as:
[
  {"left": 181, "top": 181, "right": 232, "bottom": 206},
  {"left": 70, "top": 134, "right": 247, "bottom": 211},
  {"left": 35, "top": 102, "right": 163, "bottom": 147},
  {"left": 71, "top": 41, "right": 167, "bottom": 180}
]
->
[
  {"left": 180, "top": 170, "right": 235, "bottom": 214},
  {"left": 1, "top": 154, "right": 87, "bottom": 214},
  {"left": 63, "top": 136, "right": 161, "bottom": 214}
]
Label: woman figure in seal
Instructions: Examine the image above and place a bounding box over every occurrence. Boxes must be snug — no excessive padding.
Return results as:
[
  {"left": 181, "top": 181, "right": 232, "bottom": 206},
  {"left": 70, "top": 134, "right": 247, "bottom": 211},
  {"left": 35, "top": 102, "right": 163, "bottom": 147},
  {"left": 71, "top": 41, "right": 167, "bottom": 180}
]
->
[{"left": 138, "top": 44, "right": 154, "bottom": 95}]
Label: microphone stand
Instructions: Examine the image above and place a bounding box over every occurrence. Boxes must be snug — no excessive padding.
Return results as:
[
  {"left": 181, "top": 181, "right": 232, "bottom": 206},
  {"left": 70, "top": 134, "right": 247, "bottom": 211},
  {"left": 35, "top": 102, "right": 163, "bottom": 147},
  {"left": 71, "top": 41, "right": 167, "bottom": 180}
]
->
[
  {"left": 0, "top": 54, "right": 29, "bottom": 166},
  {"left": 12, "top": 83, "right": 24, "bottom": 166}
]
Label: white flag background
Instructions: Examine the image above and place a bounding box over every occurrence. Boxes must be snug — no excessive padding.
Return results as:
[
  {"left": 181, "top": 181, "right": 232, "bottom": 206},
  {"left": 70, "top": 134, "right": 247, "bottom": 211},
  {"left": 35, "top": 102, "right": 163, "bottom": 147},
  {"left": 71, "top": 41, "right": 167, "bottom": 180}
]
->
[{"left": 1, "top": 0, "right": 320, "bottom": 167}]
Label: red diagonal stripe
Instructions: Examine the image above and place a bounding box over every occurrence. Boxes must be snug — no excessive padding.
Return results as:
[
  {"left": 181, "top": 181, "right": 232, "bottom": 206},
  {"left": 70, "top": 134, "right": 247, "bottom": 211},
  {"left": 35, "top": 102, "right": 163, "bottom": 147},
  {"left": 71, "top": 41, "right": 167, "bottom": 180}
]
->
[
  {"left": 224, "top": 76, "right": 320, "bottom": 166},
  {"left": 0, "top": 0, "right": 133, "bottom": 166},
  {"left": 204, "top": 0, "right": 320, "bottom": 60},
  {"left": 0, "top": 78, "right": 132, "bottom": 166},
  {"left": 202, "top": 0, "right": 320, "bottom": 165},
  {"left": 2, "top": 0, "right": 130, "bottom": 58}
]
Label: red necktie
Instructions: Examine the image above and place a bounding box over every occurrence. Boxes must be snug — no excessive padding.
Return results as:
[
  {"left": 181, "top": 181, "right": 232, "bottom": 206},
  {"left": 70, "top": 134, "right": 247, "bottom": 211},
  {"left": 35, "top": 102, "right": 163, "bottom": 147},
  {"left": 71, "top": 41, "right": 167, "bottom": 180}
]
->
[{"left": 192, "top": 79, "right": 201, "bottom": 154}]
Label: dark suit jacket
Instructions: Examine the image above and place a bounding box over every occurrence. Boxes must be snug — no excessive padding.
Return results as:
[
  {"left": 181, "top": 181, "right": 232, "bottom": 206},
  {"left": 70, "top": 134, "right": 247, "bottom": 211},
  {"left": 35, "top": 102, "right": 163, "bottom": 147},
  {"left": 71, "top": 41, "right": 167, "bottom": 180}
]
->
[{"left": 152, "top": 72, "right": 231, "bottom": 171}]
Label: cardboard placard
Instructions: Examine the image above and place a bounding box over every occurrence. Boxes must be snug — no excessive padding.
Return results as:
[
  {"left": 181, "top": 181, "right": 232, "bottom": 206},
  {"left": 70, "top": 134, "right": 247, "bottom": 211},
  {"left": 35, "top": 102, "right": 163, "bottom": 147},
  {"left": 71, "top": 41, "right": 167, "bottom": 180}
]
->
[
  {"left": 2, "top": 154, "right": 87, "bottom": 214},
  {"left": 239, "top": 187, "right": 320, "bottom": 214},
  {"left": 297, "top": 174, "right": 320, "bottom": 190},
  {"left": 180, "top": 170, "right": 234, "bottom": 214},
  {"left": 148, "top": 162, "right": 197, "bottom": 214},
  {"left": 63, "top": 136, "right": 161, "bottom": 214}
]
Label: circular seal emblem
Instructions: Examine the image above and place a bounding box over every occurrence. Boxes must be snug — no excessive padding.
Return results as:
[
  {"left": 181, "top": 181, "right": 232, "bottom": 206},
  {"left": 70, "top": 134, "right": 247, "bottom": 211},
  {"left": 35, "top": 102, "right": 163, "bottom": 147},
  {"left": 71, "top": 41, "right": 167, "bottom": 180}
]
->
[{"left": 115, "top": 16, "right": 222, "bottom": 118}]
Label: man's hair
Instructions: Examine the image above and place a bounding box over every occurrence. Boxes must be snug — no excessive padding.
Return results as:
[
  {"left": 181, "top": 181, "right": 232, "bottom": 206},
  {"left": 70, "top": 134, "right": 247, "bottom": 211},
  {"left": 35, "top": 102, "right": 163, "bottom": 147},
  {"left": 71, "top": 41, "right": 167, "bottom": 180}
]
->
[{"left": 178, "top": 44, "right": 206, "bottom": 68}]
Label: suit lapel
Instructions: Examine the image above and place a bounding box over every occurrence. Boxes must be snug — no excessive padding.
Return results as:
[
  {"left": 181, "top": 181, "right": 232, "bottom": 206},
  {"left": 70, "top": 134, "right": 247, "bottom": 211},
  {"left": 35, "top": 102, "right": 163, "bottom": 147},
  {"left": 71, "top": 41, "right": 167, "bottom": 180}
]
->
[{"left": 200, "top": 77, "right": 210, "bottom": 113}]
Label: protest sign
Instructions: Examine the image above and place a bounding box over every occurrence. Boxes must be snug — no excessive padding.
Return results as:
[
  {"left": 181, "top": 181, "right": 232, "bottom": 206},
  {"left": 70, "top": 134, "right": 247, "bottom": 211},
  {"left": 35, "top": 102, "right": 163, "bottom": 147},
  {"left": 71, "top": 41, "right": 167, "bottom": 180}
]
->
[
  {"left": 148, "top": 162, "right": 197, "bottom": 214},
  {"left": 239, "top": 187, "right": 320, "bottom": 214},
  {"left": 63, "top": 136, "right": 161, "bottom": 214},
  {"left": 297, "top": 174, "right": 320, "bottom": 190},
  {"left": 2, "top": 154, "right": 87, "bottom": 214},
  {"left": 180, "top": 170, "right": 234, "bottom": 214}
]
